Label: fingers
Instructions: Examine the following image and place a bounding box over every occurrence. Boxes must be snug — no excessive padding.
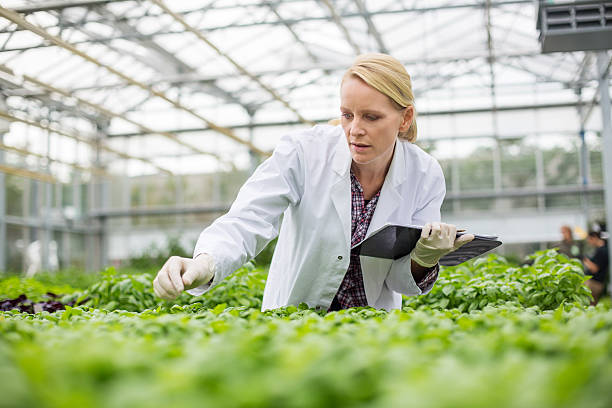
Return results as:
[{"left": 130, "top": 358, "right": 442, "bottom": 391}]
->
[
  {"left": 423, "top": 222, "right": 456, "bottom": 240},
  {"left": 444, "top": 224, "right": 456, "bottom": 240},
  {"left": 421, "top": 223, "right": 432, "bottom": 238},
  {"left": 183, "top": 260, "right": 208, "bottom": 289},
  {"left": 455, "top": 233, "right": 475, "bottom": 249},
  {"left": 153, "top": 256, "right": 186, "bottom": 300},
  {"left": 168, "top": 258, "right": 185, "bottom": 293},
  {"left": 182, "top": 265, "right": 198, "bottom": 288},
  {"left": 431, "top": 222, "right": 441, "bottom": 238},
  {"left": 157, "top": 271, "right": 177, "bottom": 299},
  {"left": 153, "top": 276, "right": 174, "bottom": 300},
  {"left": 456, "top": 233, "right": 474, "bottom": 243}
]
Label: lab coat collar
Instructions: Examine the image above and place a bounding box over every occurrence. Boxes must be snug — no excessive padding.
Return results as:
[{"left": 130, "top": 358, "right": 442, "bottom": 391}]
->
[
  {"left": 387, "top": 139, "right": 406, "bottom": 188},
  {"left": 332, "top": 129, "right": 351, "bottom": 178},
  {"left": 331, "top": 130, "right": 352, "bottom": 249}
]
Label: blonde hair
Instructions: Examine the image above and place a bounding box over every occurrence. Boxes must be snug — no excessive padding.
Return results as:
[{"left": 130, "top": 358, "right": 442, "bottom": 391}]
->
[{"left": 342, "top": 53, "right": 417, "bottom": 142}]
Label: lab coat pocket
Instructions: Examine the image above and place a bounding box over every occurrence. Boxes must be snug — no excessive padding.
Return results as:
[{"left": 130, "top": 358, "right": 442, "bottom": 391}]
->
[{"left": 359, "top": 255, "right": 393, "bottom": 305}]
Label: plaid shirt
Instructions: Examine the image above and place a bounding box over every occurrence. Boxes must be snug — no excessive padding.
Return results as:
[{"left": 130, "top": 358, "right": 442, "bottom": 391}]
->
[{"left": 329, "top": 171, "right": 438, "bottom": 311}]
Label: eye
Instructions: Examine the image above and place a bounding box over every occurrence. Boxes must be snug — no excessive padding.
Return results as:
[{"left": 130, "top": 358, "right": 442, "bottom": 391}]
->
[
  {"left": 365, "top": 114, "right": 378, "bottom": 121},
  {"left": 341, "top": 112, "right": 353, "bottom": 120}
]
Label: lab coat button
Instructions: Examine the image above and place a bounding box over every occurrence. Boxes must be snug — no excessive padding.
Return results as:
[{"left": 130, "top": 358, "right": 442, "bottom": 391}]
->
[{"left": 337, "top": 255, "right": 343, "bottom": 260}]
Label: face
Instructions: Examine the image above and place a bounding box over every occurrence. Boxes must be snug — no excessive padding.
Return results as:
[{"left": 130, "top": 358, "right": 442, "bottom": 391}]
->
[
  {"left": 340, "top": 75, "right": 413, "bottom": 167},
  {"left": 561, "top": 227, "right": 572, "bottom": 241}
]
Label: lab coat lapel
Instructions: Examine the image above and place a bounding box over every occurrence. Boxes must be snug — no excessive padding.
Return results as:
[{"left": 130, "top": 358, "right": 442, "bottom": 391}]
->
[
  {"left": 366, "top": 139, "right": 406, "bottom": 239},
  {"left": 331, "top": 132, "right": 352, "bottom": 247}
]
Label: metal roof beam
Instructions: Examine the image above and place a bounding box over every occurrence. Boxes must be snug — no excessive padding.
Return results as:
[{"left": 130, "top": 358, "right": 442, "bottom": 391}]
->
[
  {"left": 0, "top": 5, "right": 269, "bottom": 156},
  {"left": 59, "top": 51, "right": 545, "bottom": 92},
  {"left": 0, "top": 109, "right": 173, "bottom": 174},
  {"left": 149, "top": 0, "right": 313, "bottom": 126},
  {"left": 0, "top": 64, "right": 225, "bottom": 163},
  {"left": 0, "top": 163, "right": 57, "bottom": 183},
  {"left": 1, "top": 1, "right": 534, "bottom": 35},
  {"left": 318, "top": 0, "right": 361, "bottom": 55},
  {"left": 0, "top": 141, "right": 110, "bottom": 177},
  {"left": 266, "top": 2, "right": 320, "bottom": 63},
  {"left": 353, "top": 0, "right": 388, "bottom": 53},
  {"left": 496, "top": 59, "right": 575, "bottom": 88},
  {"left": 11, "top": 0, "right": 132, "bottom": 14},
  {"left": 89, "top": 203, "right": 231, "bottom": 218},
  {"left": 85, "top": 7, "right": 251, "bottom": 109},
  {"left": 107, "top": 100, "right": 591, "bottom": 137}
]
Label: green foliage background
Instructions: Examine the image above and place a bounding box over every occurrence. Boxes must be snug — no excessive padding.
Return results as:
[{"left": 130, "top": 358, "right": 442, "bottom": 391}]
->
[{"left": 1, "top": 249, "right": 611, "bottom": 408}]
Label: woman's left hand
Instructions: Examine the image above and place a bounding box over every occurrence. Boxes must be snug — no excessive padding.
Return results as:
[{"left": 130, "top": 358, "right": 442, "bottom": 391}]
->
[{"left": 410, "top": 222, "right": 474, "bottom": 268}]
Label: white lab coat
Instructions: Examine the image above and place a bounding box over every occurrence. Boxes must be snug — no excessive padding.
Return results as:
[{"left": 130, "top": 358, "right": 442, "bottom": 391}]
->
[{"left": 189, "top": 125, "right": 445, "bottom": 311}]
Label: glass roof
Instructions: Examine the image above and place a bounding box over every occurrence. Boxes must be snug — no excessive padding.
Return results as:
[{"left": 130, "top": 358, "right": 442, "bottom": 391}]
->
[{"left": 0, "top": 0, "right": 608, "bottom": 176}]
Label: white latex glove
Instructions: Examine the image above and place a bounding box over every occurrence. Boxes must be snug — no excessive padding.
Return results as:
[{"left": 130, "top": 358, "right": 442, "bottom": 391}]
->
[
  {"left": 153, "top": 253, "right": 215, "bottom": 300},
  {"left": 410, "top": 222, "right": 474, "bottom": 268}
]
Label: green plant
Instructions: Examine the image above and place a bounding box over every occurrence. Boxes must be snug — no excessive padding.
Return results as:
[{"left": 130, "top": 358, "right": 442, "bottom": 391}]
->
[{"left": 403, "top": 250, "right": 592, "bottom": 312}]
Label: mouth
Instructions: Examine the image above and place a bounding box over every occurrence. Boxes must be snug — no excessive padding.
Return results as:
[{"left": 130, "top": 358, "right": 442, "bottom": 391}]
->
[{"left": 350, "top": 142, "right": 371, "bottom": 148}]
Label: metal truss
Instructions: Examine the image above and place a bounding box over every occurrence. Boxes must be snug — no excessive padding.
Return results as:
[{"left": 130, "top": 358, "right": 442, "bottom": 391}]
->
[
  {"left": 11, "top": 0, "right": 132, "bottom": 14},
  {"left": 0, "top": 4, "right": 269, "bottom": 157},
  {"left": 0, "top": 141, "right": 111, "bottom": 177},
  {"left": 0, "top": 65, "right": 225, "bottom": 163},
  {"left": 1, "top": 0, "right": 609, "bottom": 273},
  {"left": 318, "top": 0, "right": 361, "bottom": 55},
  {"left": 4, "top": 1, "right": 535, "bottom": 34},
  {"left": 0, "top": 109, "right": 173, "bottom": 174},
  {"left": 149, "top": 0, "right": 313, "bottom": 125},
  {"left": 0, "top": 163, "right": 57, "bottom": 183},
  {"left": 0, "top": 0, "right": 606, "bottom": 151},
  {"left": 353, "top": 0, "right": 387, "bottom": 53}
]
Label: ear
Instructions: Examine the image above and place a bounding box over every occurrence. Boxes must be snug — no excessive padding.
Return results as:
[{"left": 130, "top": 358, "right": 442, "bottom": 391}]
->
[{"left": 399, "top": 106, "right": 414, "bottom": 132}]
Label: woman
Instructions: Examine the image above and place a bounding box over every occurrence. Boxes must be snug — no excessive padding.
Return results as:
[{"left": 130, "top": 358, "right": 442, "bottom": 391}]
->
[{"left": 153, "top": 54, "right": 473, "bottom": 311}]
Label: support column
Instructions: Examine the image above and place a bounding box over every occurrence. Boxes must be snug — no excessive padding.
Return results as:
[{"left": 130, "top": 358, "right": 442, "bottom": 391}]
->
[
  {"left": 577, "top": 88, "right": 591, "bottom": 223},
  {"left": 96, "top": 128, "right": 109, "bottom": 270},
  {"left": 0, "top": 131, "right": 6, "bottom": 273},
  {"left": 535, "top": 146, "right": 545, "bottom": 211},
  {"left": 40, "top": 127, "right": 52, "bottom": 271},
  {"left": 596, "top": 52, "right": 612, "bottom": 298},
  {"left": 88, "top": 121, "right": 109, "bottom": 271},
  {"left": 451, "top": 138, "right": 461, "bottom": 213},
  {"left": 492, "top": 138, "right": 503, "bottom": 211},
  {"left": 175, "top": 174, "right": 183, "bottom": 230},
  {"left": 87, "top": 166, "right": 95, "bottom": 272},
  {"left": 0, "top": 96, "right": 8, "bottom": 273},
  {"left": 123, "top": 172, "right": 130, "bottom": 264}
]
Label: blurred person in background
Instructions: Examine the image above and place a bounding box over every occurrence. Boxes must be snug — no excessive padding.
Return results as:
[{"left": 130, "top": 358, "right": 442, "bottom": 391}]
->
[
  {"left": 583, "top": 230, "right": 608, "bottom": 305},
  {"left": 153, "top": 53, "right": 473, "bottom": 311},
  {"left": 555, "top": 225, "right": 583, "bottom": 259}
]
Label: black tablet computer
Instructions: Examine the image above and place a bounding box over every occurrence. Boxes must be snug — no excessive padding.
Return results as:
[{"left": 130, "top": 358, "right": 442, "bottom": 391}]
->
[{"left": 355, "top": 224, "right": 502, "bottom": 266}]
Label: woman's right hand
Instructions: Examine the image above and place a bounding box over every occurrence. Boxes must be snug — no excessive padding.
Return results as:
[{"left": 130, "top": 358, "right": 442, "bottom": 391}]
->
[{"left": 153, "top": 253, "right": 215, "bottom": 300}]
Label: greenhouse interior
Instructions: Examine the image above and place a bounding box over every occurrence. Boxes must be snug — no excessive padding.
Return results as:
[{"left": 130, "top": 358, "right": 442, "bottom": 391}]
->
[{"left": 1, "top": 1, "right": 611, "bottom": 407}]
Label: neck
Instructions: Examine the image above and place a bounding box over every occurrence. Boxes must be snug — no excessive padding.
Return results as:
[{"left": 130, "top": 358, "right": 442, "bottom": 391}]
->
[{"left": 351, "top": 144, "right": 395, "bottom": 184}]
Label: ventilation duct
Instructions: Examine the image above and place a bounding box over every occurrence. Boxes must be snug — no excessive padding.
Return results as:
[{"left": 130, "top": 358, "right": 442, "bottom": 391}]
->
[{"left": 537, "top": 0, "right": 612, "bottom": 52}]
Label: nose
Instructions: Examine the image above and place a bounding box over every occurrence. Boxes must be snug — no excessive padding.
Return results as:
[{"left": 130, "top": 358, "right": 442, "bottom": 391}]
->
[{"left": 349, "top": 118, "right": 365, "bottom": 137}]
